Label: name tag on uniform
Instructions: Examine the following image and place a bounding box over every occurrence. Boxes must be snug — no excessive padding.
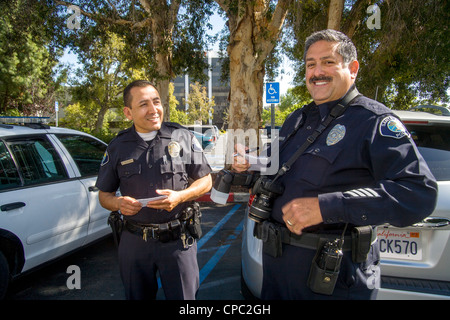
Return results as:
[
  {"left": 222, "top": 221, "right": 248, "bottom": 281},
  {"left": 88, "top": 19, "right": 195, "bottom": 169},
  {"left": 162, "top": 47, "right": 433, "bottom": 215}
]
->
[{"left": 121, "top": 159, "right": 134, "bottom": 166}]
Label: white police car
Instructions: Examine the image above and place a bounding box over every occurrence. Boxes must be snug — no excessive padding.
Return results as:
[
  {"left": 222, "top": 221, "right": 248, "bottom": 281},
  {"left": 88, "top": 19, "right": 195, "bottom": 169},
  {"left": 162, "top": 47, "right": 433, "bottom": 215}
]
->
[
  {"left": 376, "top": 110, "right": 450, "bottom": 299},
  {"left": 0, "top": 118, "right": 111, "bottom": 299},
  {"left": 241, "top": 109, "right": 450, "bottom": 300}
]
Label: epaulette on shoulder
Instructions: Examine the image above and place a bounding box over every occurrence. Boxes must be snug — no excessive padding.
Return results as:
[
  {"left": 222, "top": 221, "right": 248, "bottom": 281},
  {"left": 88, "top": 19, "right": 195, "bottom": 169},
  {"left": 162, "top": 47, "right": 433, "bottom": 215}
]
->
[
  {"left": 285, "top": 107, "right": 302, "bottom": 122},
  {"left": 351, "top": 95, "right": 392, "bottom": 116},
  {"left": 285, "top": 101, "right": 313, "bottom": 122},
  {"left": 107, "top": 127, "right": 131, "bottom": 145},
  {"left": 118, "top": 126, "right": 132, "bottom": 136}
]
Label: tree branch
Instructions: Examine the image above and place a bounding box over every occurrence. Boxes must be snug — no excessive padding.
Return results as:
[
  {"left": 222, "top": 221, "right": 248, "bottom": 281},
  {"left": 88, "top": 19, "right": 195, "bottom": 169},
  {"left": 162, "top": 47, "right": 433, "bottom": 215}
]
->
[
  {"left": 255, "top": 0, "right": 291, "bottom": 65},
  {"left": 167, "top": 0, "right": 182, "bottom": 31},
  {"left": 54, "top": 0, "right": 150, "bottom": 29},
  {"left": 342, "top": 0, "right": 372, "bottom": 38},
  {"left": 268, "top": 0, "right": 291, "bottom": 37},
  {"left": 215, "top": 0, "right": 229, "bottom": 13}
]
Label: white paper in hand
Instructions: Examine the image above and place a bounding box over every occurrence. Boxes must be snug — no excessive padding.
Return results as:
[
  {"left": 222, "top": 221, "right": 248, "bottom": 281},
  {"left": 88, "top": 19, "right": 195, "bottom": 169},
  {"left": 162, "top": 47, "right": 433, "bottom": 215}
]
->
[{"left": 137, "top": 195, "right": 168, "bottom": 206}]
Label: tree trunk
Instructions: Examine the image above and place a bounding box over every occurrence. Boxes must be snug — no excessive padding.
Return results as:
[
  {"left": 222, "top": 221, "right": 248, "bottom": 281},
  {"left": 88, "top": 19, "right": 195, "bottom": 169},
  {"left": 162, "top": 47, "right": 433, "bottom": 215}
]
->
[
  {"left": 327, "top": 0, "right": 344, "bottom": 30},
  {"left": 94, "top": 103, "right": 109, "bottom": 133},
  {"left": 220, "top": 0, "right": 291, "bottom": 132},
  {"left": 153, "top": 51, "right": 172, "bottom": 122},
  {"left": 227, "top": 14, "right": 265, "bottom": 131},
  {"left": 144, "top": 0, "right": 179, "bottom": 122}
]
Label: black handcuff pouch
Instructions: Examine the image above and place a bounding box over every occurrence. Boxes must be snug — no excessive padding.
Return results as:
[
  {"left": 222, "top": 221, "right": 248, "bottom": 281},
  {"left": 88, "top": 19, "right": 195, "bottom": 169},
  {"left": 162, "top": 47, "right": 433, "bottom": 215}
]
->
[
  {"left": 351, "top": 226, "right": 373, "bottom": 263},
  {"left": 256, "top": 221, "right": 283, "bottom": 258}
]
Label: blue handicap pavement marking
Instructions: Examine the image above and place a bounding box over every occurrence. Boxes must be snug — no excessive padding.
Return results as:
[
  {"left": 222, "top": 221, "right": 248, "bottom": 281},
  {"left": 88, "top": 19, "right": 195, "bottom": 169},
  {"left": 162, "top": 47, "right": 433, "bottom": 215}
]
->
[
  {"left": 158, "top": 204, "right": 243, "bottom": 289},
  {"left": 199, "top": 218, "right": 244, "bottom": 284},
  {"left": 197, "top": 203, "right": 241, "bottom": 250}
]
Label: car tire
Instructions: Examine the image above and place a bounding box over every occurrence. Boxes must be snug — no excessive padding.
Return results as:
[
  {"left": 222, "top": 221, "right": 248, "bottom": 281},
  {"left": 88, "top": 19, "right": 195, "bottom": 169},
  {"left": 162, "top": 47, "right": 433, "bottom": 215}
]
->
[
  {"left": 0, "top": 251, "right": 9, "bottom": 299},
  {"left": 240, "top": 268, "right": 258, "bottom": 300}
]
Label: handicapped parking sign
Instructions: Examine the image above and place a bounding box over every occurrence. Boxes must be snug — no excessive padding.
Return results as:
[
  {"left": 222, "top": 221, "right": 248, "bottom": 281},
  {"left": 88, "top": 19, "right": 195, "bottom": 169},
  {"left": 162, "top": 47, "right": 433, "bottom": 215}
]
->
[{"left": 265, "top": 82, "right": 280, "bottom": 104}]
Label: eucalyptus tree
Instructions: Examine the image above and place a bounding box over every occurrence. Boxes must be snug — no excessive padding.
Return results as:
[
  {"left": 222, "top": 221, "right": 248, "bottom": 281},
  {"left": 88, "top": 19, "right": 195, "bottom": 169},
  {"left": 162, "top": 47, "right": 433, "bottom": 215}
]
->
[
  {"left": 55, "top": 0, "right": 216, "bottom": 120},
  {"left": 285, "top": 0, "right": 449, "bottom": 109},
  {"left": 214, "top": 0, "right": 293, "bottom": 131},
  {"left": 0, "top": 0, "right": 65, "bottom": 115},
  {"left": 70, "top": 31, "right": 131, "bottom": 134}
]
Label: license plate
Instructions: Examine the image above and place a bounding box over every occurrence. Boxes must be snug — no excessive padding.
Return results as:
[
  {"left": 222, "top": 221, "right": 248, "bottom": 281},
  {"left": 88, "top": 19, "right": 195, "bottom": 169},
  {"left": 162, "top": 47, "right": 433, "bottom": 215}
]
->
[{"left": 377, "top": 227, "right": 422, "bottom": 261}]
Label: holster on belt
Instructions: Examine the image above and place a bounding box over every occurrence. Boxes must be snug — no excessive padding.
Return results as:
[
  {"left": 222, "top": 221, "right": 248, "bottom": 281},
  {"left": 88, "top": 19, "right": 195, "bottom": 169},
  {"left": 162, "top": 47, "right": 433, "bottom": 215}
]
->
[
  {"left": 180, "top": 202, "right": 202, "bottom": 239},
  {"left": 107, "top": 211, "right": 123, "bottom": 247},
  {"left": 254, "top": 221, "right": 375, "bottom": 263},
  {"left": 255, "top": 221, "right": 283, "bottom": 258}
]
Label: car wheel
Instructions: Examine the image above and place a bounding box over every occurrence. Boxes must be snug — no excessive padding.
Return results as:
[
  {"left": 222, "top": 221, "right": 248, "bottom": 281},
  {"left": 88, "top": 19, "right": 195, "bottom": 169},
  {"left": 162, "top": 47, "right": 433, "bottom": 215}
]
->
[
  {"left": 0, "top": 251, "right": 9, "bottom": 299},
  {"left": 240, "top": 268, "right": 258, "bottom": 300}
]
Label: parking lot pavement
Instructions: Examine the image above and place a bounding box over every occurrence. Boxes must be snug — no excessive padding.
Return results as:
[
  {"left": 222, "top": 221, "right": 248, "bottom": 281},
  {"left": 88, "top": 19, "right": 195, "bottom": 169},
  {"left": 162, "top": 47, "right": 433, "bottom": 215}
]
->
[
  {"left": 192, "top": 203, "right": 245, "bottom": 300},
  {"left": 5, "top": 203, "right": 247, "bottom": 300}
]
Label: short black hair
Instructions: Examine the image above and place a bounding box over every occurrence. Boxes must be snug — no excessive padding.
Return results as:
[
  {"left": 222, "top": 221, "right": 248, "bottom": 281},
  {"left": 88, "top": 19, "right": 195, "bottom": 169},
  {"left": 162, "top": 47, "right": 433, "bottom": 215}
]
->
[{"left": 123, "top": 80, "right": 158, "bottom": 108}]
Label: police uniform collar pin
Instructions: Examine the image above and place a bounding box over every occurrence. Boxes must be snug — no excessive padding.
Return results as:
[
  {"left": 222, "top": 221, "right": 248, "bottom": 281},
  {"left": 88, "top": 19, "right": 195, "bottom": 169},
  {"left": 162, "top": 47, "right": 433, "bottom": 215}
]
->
[{"left": 326, "top": 124, "right": 346, "bottom": 146}]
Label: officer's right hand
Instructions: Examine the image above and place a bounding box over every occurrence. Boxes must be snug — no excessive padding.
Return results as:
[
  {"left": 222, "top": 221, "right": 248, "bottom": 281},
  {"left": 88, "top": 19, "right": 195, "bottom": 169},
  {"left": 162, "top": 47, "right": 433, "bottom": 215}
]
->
[{"left": 118, "top": 196, "right": 142, "bottom": 216}]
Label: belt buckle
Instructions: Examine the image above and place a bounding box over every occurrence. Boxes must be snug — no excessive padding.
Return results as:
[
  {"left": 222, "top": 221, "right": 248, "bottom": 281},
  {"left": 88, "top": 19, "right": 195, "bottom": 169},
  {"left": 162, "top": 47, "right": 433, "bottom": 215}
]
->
[{"left": 142, "top": 226, "right": 157, "bottom": 242}]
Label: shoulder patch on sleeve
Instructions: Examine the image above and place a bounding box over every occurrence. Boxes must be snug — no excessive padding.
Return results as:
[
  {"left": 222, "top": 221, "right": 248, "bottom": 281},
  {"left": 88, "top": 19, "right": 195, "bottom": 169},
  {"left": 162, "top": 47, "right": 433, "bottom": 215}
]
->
[
  {"left": 100, "top": 150, "right": 109, "bottom": 166},
  {"left": 379, "top": 116, "right": 410, "bottom": 139}
]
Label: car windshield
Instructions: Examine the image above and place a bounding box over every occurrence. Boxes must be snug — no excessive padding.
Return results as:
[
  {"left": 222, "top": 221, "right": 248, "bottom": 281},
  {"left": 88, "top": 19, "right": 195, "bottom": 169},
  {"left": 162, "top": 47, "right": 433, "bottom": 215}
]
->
[{"left": 406, "top": 124, "right": 450, "bottom": 181}]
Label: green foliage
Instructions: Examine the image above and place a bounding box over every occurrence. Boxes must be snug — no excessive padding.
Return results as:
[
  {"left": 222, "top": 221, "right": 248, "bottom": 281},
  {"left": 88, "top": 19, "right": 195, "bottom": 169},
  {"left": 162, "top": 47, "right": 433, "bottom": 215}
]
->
[
  {"left": 69, "top": 31, "right": 132, "bottom": 133},
  {"left": 184, "top": 82, "right": 215, "bottom": 124},
  {"left": 60, "top": 0, "right": 216, "bottom": 84},
  {"left": 261, "top": 88, "right": 310, "bottom": 126},
  {"left": 0, "top": 0, "right": 64, "bottom": 115},
  {"left": 59, "top": 101, "right": 121, "bottom": 143},
  {"left": 284, "top": 0, "right": 449, "bottom": 109},
  {"left": 1, "top": 0, "right": 448, "bottom": 133},
  {"left": 168, "top": 83, "right": 188, "bottom": 124}
]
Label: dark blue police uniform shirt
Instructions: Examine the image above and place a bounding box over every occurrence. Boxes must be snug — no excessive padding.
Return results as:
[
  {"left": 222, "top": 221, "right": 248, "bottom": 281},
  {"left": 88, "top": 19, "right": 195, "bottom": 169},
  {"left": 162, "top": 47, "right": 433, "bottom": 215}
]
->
[
  {"left": 95, "top": 122, "right": 211, "bottom": 224},
  {"left": 271, "top": 93, "right": 438, "bottom": 231}
]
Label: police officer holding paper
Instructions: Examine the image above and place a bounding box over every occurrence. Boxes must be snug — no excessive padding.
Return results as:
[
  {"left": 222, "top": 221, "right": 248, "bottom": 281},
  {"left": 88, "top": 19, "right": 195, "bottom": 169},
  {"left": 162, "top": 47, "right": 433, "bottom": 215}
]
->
[
  {"left": 232, "top": 30, "right": 437, "bottom": 299},
  {"left": 96, "top": 80, "right": 212, "bottom": 300}
]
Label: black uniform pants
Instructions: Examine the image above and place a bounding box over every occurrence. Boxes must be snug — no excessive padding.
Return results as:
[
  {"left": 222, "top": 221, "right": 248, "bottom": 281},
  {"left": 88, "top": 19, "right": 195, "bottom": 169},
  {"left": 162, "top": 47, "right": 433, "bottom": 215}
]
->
[
  {"left": 118, "top": 229, "right": 199, "bottom": 300},
  {"left": 261, "top": 241, "right": 380, "bottom": 300}
]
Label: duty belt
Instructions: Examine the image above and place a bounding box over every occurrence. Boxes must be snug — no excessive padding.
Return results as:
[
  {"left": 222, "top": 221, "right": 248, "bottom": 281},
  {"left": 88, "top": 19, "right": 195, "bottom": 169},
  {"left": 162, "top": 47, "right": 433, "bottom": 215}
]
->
[
  {"left": 255, "top": 221, "right": 377, "bottom": 252},
  {"left": 125, "top": 219, "right": 183, "bottom": 242}
]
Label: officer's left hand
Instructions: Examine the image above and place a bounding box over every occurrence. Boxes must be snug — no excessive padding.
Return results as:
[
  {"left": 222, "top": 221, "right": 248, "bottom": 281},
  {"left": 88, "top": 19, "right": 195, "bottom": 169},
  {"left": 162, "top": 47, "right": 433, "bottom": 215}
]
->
[
  {"left": 145, "top": 189, "right": 182, "bottom": 212},
  {"left": 281, "top": 197, "right": 323, "bottom": 235}
]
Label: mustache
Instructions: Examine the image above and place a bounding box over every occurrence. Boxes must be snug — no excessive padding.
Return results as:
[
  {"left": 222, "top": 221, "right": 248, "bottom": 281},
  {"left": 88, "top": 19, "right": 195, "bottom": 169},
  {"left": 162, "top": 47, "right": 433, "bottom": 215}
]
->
[{"left": 309, "top": 76, "right": 332, "bottom": 84}]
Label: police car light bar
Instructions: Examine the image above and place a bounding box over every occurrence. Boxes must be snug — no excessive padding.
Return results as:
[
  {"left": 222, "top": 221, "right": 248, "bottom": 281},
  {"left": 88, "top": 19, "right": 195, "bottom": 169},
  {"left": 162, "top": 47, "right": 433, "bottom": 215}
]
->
[{"left": 0, "top": 116, "right": 50, "bottom": 124}]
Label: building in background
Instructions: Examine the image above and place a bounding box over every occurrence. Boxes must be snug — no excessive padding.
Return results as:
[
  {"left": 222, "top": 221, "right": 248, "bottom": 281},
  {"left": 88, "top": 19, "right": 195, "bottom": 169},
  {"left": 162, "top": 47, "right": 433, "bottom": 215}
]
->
[{"left": 172, "top": 51, "right": 230, "bottom": 129}]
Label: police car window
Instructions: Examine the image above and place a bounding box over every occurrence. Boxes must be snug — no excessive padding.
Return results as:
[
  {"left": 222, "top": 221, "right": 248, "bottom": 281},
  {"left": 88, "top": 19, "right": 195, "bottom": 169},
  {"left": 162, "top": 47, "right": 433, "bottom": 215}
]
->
[
  {"left": 408, "top": 125, "right": 450, "bottom": 151},
  {"left": 7, "top": 138, "right": 67, "bottom": 186},
  {"left": 56, "top": 134, "right": 106, "bottom": 177},
  {"left": 407, "top": 124, "right": 450, "bottom": 181},
  {"left": 0, "top": 141, "right": 21, "bottom": 190}
]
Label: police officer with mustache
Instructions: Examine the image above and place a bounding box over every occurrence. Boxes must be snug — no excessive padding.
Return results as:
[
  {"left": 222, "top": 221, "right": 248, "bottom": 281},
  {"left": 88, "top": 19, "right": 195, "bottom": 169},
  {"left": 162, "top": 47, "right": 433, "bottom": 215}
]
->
[{"left": 233, "top": 30, "right": 437, "bottom": 299}]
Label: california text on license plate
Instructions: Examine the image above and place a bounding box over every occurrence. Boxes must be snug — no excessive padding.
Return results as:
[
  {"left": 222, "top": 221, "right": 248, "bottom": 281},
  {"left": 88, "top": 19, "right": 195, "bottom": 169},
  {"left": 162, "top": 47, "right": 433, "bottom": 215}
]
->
[{"left": 377, "top": 227, "right": 422, "bottom": 261}]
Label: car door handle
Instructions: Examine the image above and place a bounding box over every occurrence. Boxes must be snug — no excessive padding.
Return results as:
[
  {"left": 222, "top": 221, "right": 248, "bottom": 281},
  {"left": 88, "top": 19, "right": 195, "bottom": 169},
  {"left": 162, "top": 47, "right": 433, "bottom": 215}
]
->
[
  {"left": 1, "top": 202, "right": 26, "bottom": 211},
  {"left": 88, "top": 186, "right": 99, "bottom": 192},
  {"left": 413, "top": 217, "right": 450, "bottom": 228}
]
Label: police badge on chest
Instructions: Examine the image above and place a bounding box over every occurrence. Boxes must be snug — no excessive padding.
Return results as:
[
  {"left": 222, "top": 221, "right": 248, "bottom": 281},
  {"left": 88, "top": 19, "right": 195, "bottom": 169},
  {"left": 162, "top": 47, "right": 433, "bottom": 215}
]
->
[{"left": 168, "top": 141, "right": 181, "bottom": 158}]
